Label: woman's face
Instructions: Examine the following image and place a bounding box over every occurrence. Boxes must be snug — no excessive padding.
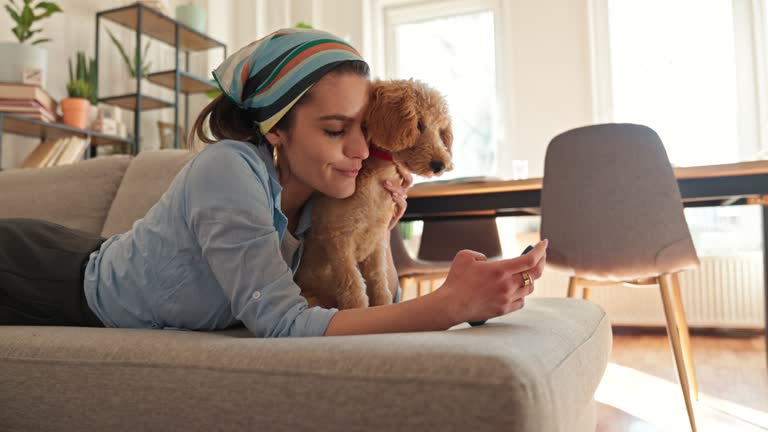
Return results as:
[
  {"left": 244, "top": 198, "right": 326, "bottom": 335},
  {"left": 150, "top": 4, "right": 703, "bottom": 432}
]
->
[{"left": 268, "top": 72, "right": 370, "bottom": 199}]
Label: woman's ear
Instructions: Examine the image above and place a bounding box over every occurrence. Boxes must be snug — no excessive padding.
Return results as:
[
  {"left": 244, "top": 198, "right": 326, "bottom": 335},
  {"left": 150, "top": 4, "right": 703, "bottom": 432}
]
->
[{"left": 264, "top": 128, "right": 284, "bottom": 148}]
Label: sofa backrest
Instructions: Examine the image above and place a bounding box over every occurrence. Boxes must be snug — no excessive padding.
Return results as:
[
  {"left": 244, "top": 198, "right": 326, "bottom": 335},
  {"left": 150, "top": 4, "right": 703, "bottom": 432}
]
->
[
  {"left": 0, "top": 156, "right": 132, "bottom": 234},
  {"left": 100, "top": 149, "right": 195, "bottom": 238}
]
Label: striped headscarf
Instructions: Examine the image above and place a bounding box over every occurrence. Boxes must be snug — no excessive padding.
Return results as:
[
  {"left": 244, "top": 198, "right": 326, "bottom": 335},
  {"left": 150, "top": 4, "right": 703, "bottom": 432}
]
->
[{"left": 212, "top": 28, "right": 366, "bottom": 135}]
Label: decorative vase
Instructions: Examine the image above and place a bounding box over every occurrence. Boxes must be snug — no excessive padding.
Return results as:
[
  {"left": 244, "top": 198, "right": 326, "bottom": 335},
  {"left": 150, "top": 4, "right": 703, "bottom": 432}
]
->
[
  {"left": 0, "top": 42, "right": 48, "bottom": 86},
  {"left": 175, "top": 4, "right": 206, "bottom": 33},
  {"left": 61, "top": 98, "right": 91, "bottom": 129}
]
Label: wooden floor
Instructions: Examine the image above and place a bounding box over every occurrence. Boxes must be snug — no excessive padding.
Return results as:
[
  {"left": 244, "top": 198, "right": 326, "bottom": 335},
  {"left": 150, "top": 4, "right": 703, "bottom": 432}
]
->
[{"left": 596, "top": 329, "right": 768, "bottom": 431}]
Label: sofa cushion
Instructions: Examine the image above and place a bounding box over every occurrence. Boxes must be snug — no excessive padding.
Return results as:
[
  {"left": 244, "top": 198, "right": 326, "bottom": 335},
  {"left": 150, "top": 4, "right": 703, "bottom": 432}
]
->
[
  {"left": 101, "top": 149, "right": 194, "bottom": 238},
  {"left": 0, "top": 298, "right": 611, "bottom": 432},
  {"left": 0, "top": 156, "right": 131, "bottom": 234}
]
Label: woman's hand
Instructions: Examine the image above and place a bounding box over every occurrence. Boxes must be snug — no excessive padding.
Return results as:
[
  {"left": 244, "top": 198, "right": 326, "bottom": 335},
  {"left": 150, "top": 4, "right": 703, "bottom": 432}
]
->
[
  {"left": 383, "top": 165, "right": 414, "bottom": 230},
  {"left": 435, "top": 239, "right": 548, "bottom": 325}
]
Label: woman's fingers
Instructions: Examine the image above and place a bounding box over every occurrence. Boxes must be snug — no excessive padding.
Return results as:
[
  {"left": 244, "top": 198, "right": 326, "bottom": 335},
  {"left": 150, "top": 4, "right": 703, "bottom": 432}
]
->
[
  {"left": 455, "top": 249, "right": 488, "bottom": 262},
  {"left": 383, "top": 179, "right": 408, "bottom": 197},
  {"left": 388, "top": 192, "right": 407, "bottom": 230},
  {"left": 394, "top": 165, "right": 414, "bottom": 188},
  {"left": 483, "top": 239, "right": 548, "bottom": 277},
  {"left": 383, "top": 179, "right": 410, "bottom": 230}
]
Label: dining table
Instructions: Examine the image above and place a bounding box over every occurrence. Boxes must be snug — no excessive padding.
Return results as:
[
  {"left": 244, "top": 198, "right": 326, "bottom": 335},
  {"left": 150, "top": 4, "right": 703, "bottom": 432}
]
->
[{"left": 403, "top": 160, "right": 768, "bottom": 360}]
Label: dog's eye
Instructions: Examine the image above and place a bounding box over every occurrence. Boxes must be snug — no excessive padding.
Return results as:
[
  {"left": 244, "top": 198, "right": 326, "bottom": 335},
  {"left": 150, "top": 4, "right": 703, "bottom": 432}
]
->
[{"left": 417, "top": 120, "right": 424, "bottom": 133}]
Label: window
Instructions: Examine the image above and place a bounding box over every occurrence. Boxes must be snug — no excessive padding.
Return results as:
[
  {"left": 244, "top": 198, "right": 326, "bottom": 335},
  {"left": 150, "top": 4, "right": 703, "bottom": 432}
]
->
[
  {"left": 592, "top": 0, "right": 765, "bottom": 254},
  {"left": 377, "top": 0, "right": 505, "bottom": 181}
]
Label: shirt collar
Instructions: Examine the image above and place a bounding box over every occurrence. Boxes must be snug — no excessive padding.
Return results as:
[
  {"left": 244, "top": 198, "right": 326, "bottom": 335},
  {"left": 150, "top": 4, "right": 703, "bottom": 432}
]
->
[{"left": 252, "top": 142, "right": 313, "bottom": 238}]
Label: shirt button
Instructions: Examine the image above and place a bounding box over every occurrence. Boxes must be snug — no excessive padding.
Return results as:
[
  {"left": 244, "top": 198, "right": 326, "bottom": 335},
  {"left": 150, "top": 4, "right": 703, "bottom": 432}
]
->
[{"left": 252, "top": 291, "right": 262, "bottom": 301}]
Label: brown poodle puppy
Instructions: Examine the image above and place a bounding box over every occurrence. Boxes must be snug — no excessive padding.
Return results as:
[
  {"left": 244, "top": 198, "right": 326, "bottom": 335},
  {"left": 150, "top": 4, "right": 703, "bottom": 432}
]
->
[{"left": 296, "top": 79, "right": 454, "bottom": 309}]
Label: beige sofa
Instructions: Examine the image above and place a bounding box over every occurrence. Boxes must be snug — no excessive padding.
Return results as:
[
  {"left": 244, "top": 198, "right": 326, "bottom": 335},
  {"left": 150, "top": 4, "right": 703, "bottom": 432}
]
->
[{"left": 0, "top": 150, "right": 612, "bottom": 432}]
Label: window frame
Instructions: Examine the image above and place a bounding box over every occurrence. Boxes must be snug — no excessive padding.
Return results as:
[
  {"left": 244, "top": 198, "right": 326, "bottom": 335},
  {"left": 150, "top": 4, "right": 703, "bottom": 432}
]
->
[
  {"left": 588, "top": 0, "right": 768, "bottom": 162},
  {"left": 368, "top": 0, "right": 513, "bottom": 177}
]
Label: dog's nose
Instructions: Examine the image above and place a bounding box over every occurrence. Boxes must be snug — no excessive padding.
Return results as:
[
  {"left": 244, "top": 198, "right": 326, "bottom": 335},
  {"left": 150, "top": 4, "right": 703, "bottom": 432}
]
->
[{"left": 429, "top": 161, "right": 445, "bottom": 173}]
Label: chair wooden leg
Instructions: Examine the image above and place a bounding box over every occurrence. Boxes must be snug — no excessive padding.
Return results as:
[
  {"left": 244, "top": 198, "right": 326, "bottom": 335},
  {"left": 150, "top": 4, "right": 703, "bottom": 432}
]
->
[
  {"left": 582, "top": 286, "right": 591, "bottom": 300},
  {"left": 667, "top": 272, "right": 699, "bottom": 400},
  {"left": 417, "top": 281, "right": 426, "bottom": 297},
  {"left": 659, "top": 273, "right": 698, "bottom": 432},
  {"left": 399, "top": 277, "right": 412, "bottom": 300},
  {"left": 398, "top": 277, "right": 409, "bottom": 290},
  {"left": 567, "top": 276, "right": 579, "bottom": 298}
]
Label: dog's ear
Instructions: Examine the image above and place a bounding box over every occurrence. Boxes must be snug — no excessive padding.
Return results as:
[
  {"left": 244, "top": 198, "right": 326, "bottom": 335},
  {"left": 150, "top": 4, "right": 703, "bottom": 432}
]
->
[{"left": 366, "top": 81, "right": 419, "bottom": 152}]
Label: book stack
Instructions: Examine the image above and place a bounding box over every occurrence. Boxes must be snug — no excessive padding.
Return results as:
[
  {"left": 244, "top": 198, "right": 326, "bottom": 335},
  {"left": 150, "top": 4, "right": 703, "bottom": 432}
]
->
[
  {"left": 0, "top": 82, "right": 58, "bottom": 123},
  {"left": 20, "top": 136, "right": 90, "bottom": 169}
]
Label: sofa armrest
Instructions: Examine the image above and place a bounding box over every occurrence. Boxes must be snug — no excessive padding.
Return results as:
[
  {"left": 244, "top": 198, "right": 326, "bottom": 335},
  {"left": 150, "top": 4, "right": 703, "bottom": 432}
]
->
[{"left": 0, "top": 156, "right": 131, "bottom": 234}]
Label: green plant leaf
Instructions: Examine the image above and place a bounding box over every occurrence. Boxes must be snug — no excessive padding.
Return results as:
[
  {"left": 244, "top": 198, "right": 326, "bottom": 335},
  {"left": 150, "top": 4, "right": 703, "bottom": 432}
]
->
[
  {"left": 34, "top": 1, "right": 62, "bottom": 20},
  {"left": 66, "top": 78, "right": 92, "bottom": 99},
  {"left": 78, "top": 52, "right": 86, "bottom": 79},
  {"left": 68, "top": 56, "right": 73, "bottom": 81},
  {"left": 5, "top": 5, "right": 20, "bottom": 23},
  {"left": 11, "top": 25, "right": 23, "bottom": 41},
  {"left": 20, "top": 4, "right": 32, "bottom": 27},
  {"left": 31, "top": 37, "right": 50, "bottom": 44},
  {"left": 106, "top": 27, "right": 135, "bottom": 75},
  {"left": 88, "top": 57, "right": 98, "bottom": 104},
  {"left": 142, "top": 39, "right": 151, "bottom": 63},
  {"left": 7, "top": 1, "right": 61, "bottom": 44}
]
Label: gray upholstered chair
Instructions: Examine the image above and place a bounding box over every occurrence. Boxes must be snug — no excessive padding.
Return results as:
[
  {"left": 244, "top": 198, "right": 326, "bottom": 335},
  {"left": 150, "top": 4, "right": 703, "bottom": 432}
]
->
[
  {"left": 540, "top": 123, "right": 701, "bottom": 431},
  {"left": 390, "top": 224, "right": 451, "bottom": 297},
  {"left": 390, "top": 218, "right": 502, "bottom": 297}
]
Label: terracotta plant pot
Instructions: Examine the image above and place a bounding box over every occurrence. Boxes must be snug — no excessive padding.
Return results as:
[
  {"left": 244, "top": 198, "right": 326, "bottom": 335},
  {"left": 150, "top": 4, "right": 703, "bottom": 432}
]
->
[{"left": 61, "top": 97, "right": 91, "bottom": 129}]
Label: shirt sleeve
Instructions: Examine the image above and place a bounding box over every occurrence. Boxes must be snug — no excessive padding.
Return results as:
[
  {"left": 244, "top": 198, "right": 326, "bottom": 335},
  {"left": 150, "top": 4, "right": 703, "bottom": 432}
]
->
[{"left": 184, "top": 144, "right": 337, "bottom": 337}]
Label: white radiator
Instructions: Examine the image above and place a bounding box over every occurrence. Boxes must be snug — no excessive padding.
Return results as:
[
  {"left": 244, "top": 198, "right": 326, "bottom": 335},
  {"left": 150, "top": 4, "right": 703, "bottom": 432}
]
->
[
  {"left": 401, "top": 253, "right": 765, "bottom": 328},
  {"left": 534, "top": 253, "right": 765, "bottom": 328}
]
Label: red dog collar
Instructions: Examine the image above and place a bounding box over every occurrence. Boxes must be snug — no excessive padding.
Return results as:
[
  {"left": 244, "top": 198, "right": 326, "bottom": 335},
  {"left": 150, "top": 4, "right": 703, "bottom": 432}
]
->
[{"left": 370, "top": 146, "right": 393, "bottom": 161}]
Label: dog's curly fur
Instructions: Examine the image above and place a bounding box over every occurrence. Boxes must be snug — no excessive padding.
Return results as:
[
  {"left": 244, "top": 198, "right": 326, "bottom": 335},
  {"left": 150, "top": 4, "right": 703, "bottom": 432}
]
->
[{"left": 296, "top": 79, "right": 454, "bottom": 309}]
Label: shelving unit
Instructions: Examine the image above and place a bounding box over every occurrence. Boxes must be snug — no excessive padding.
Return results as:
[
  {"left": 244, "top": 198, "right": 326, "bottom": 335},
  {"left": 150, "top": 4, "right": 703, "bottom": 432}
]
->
[
  {"left": 95, "top": 2, "right": 226, "bottom": 154},
  {"left": 0, "top": 112, "right": 132, "bottom": 170}
]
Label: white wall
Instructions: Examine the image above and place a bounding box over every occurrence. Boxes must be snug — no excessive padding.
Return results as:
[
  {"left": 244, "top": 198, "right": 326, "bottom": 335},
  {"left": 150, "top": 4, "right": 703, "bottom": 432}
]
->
[{"left": 501, "top": 0, "right": 594, "bottom": 177}]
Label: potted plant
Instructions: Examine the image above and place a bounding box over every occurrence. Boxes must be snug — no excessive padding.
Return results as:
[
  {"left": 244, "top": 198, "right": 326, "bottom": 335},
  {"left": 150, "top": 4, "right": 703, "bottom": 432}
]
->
[
  {"left": 0, "top": 0, "right": 62, "bottom": 86},
  {"left": 61, "top": 51, "right": 95, "bottom": 129},
  {"left": 106, "top": 27, "right": 151, "bottom": 94}
]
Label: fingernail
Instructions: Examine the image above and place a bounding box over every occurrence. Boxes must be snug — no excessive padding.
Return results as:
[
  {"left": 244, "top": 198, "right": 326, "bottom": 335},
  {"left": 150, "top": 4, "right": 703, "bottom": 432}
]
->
[{"left": 384, "top": 180, "right": 392, "bottom": 186}]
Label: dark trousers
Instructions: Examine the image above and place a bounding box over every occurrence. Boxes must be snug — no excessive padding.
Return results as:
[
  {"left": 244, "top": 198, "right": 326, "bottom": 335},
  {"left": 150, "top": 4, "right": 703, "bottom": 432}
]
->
[{"left": 0, "top": 218, "right": 105, "bottom": 327}]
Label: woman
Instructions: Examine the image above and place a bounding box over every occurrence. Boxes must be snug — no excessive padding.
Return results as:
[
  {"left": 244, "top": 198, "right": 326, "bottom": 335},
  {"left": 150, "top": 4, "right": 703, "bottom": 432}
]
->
[{"left": 0, "top": 28, "right": 547, "bottom": 336}]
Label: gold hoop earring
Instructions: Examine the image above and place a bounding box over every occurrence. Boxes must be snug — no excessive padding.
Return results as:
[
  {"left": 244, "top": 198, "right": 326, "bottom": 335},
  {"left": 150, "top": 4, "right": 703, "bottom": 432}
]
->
[{"left": 272, "top": 145, "right": 279, "bottom": 167}]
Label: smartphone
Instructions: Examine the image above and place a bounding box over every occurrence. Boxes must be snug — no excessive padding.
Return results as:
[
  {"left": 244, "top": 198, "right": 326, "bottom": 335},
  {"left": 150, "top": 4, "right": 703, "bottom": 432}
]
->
[{"left": 468, "top": 244, "right": 536, "bottom": 327}]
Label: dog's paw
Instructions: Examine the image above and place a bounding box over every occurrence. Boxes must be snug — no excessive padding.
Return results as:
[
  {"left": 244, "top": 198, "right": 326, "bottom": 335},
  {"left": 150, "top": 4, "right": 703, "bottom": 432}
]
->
[
  {"left": 368, "top": 289, "right": 394, "bottom": 307},
  {"left": 337, "top": 291, "right": 370, "bottom": 310}
]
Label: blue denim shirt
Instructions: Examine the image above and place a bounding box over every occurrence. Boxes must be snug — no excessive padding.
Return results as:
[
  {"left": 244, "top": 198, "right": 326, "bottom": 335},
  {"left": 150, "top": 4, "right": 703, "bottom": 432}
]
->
[{"left": 83, "top": 140, "right": 340, "bottom": 337}]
